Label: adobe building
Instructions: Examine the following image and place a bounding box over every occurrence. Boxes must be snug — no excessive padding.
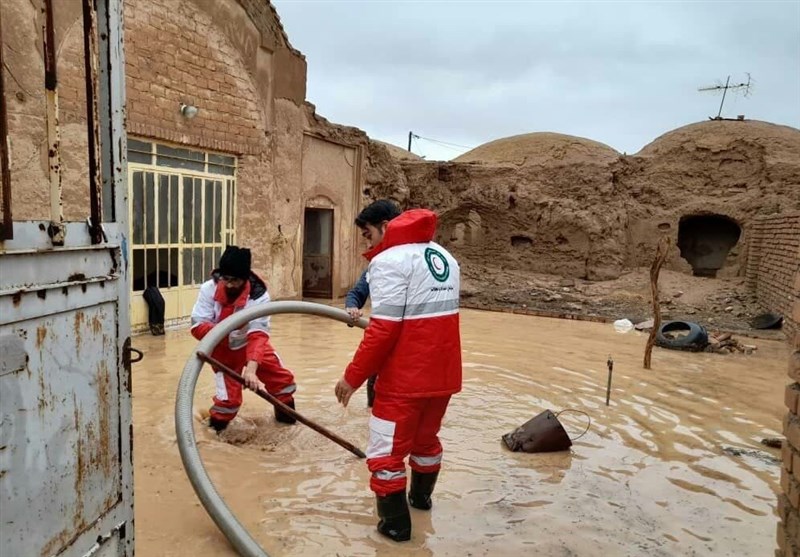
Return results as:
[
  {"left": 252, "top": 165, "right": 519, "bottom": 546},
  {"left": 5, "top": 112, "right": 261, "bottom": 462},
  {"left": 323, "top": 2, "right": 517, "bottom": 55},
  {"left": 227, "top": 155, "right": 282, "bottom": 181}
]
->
[
  {"left": 1, "top": 0, "right": 370, "bottom": 330},
  {"left": 366, "top": 119, "right": 800, "bottom": 333}
]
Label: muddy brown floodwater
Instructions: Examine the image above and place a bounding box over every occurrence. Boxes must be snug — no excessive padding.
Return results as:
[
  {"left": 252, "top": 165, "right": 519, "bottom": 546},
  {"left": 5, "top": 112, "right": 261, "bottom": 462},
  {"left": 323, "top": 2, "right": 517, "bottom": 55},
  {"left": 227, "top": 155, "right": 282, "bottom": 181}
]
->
[{"left": 133, "top": 309, "right": 788, "bottom": 557}]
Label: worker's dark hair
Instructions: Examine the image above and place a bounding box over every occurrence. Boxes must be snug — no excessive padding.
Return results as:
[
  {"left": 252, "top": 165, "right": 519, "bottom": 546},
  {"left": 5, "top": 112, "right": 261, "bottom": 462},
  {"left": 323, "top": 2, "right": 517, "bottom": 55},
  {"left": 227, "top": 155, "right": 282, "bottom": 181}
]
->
[{"left": 355, "top": 199, "right": 401, "bottom": 228}]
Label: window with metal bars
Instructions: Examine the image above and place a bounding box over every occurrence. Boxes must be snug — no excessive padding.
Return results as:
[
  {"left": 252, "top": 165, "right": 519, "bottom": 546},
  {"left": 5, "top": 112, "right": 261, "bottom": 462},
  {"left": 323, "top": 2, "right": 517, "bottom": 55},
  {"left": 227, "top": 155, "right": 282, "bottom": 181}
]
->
[{"left": 128, "top": 139, "right": 237, "bottom": 292}]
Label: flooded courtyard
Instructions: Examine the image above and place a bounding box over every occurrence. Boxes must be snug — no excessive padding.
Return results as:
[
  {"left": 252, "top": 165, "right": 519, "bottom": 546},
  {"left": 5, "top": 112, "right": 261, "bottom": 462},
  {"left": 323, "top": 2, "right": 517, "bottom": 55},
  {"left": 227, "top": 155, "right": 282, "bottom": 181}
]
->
[{"left": 132, "top": 309, "right": 788, "bottom": 556}]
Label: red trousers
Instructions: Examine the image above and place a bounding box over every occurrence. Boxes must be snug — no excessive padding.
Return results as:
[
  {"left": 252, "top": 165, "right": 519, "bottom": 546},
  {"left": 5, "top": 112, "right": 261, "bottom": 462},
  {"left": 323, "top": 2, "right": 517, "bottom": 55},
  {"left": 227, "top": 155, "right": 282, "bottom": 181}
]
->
[
  {"left": 366, "top": 395, "right": 452, "bottom": 496},
  {"left": 208, "top": 340, "right": 296, "bottom": 423}
]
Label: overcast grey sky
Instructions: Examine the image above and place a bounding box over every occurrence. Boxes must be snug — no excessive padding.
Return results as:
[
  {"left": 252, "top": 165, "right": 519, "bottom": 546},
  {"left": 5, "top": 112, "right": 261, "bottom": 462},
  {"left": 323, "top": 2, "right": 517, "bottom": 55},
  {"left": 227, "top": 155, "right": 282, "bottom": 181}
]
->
[{"left": 273, "top": 1, "right": 800, "bottom": 161}]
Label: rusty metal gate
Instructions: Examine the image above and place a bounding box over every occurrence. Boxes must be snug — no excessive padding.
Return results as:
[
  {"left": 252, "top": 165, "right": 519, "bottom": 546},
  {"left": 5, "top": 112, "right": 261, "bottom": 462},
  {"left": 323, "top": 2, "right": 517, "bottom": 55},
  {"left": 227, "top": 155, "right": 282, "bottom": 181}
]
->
[{"left": 0, "top": 1, "right": 133, "bottom": 556}]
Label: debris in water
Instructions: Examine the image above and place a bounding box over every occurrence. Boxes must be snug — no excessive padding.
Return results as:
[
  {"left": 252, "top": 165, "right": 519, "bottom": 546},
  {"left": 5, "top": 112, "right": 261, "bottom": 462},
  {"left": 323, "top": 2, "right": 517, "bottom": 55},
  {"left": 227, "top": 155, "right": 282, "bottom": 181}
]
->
[
  {"left": 503, "top": 409, "right": 590, "bottom": 453},
  {"left": 656, "top": 320, "right": 709, "bottom": 352},
  {"left": 613, "top": 319, "right": 634, "bottom": 333},
  {"left": 760, "top": 437, "right": 783, "bottom": 449},
  {"left": 722, "top": 446, "right": 780, "bottom": 465},
  {"left": 705, "top": 332, "right": 758, "bottom": 355}
]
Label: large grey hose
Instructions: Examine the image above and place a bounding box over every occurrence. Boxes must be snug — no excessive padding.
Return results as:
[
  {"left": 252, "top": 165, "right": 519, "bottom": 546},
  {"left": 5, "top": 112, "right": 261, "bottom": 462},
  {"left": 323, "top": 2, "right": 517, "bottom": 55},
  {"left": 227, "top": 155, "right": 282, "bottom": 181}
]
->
[{"left": 175, "top": 301, "right": 368, "bottom": 557}]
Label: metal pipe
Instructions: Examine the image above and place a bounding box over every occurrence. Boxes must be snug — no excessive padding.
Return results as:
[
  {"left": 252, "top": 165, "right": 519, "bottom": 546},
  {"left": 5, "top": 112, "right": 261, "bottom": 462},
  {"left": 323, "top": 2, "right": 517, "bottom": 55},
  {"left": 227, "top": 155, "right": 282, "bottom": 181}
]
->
[
  {"left": 198, "top": 351, "right": 366, "bottom": 459},
  {"left": 176, "top": 301, "right": 368, "bottom": 557},
  {"left": 717, "top": 75, "right": 731, "bottom": 119},
  {"left": 82, "top": 0, "right": 103, "bottom": 243},
  {"left": 0, "top": 3, "right": 13, "bottom": 240}
]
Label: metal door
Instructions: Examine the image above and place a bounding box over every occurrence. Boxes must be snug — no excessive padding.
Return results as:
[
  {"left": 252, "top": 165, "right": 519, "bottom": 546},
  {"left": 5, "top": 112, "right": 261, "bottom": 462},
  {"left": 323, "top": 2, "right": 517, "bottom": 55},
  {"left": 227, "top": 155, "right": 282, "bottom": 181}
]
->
[
  {"left": 302, "top": 207, "right": 334, "bottom": 298},
  {"left": 0, "top": 1, "right": 133, "bottom": 555}
]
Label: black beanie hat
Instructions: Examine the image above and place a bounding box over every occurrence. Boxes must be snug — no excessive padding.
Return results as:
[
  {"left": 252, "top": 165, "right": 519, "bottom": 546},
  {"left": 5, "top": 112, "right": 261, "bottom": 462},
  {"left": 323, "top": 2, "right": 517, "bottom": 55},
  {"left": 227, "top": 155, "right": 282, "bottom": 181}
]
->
[{"left": 218, "top": 245, "right": 252, "bottom": 280}]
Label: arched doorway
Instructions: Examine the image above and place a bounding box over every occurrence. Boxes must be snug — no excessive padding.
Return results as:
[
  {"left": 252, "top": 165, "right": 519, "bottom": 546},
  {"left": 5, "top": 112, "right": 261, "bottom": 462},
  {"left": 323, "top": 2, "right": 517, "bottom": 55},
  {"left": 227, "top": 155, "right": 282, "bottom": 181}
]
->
[{"left": 677, "top": 214, "right": 741, "bottom": 277}]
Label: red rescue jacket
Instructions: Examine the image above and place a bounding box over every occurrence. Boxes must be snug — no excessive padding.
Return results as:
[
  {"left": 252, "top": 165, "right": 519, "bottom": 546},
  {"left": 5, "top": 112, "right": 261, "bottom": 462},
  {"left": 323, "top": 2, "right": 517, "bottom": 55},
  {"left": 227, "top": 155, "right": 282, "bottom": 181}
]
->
[
  {"left": 345, "top": 209, "right": 462, "bottom": 398},
  {"left": 190, "top": 273, "right": 272, "bottom": 366}
]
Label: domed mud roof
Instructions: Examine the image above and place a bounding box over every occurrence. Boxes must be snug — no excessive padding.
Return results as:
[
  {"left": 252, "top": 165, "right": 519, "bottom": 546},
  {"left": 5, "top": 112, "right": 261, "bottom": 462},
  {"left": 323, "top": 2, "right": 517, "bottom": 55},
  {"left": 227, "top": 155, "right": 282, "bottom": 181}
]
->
[
  {"left": 372, "top": 140, "right": 423, "bottom": 161},
  {"left": 637, "top": 120, "right": 800, "bottom": 163},
  {"left": 454, "top": 132, "right": 620, "bottom": 166}
]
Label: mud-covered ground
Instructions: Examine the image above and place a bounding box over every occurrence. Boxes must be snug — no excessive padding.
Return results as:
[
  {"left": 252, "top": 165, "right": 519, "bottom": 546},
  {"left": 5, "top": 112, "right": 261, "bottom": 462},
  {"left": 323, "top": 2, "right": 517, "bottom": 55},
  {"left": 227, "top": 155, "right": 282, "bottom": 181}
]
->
[{"left": 462, "top": 264, "right": 786, "bottom": 338}]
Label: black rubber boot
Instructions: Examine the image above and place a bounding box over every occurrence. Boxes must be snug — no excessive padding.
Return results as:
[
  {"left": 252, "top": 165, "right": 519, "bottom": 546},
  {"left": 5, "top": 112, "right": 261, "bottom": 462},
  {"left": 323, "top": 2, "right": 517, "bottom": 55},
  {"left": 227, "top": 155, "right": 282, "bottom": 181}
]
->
[
  {"left": 376, "top": 491, "right": 412, "bottom": 542},
  {"left": 367, "top": 375, "right": 377, "bottom": 408},
  {"left": 274, "top": 399, "right": 297, "bottom": 425},
  {"left": 208, "top": 417, "right": 229, "bottom": 432},
  {"left": 408, "top": 470, "right": 438, "bottom": 510}
]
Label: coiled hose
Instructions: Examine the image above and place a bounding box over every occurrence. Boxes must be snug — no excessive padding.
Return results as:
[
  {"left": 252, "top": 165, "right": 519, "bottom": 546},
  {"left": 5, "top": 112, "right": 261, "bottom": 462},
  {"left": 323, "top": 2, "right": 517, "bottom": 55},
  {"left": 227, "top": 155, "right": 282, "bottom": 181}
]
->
[{"left": 175, "top": 301, "right": 367, "bottom": 557}]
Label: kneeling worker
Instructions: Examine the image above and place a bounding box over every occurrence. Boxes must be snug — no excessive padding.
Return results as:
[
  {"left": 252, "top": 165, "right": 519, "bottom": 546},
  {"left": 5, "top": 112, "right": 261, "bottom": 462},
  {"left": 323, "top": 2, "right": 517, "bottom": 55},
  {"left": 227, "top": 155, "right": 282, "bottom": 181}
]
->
[{"left": 191, "top": 245, "right": 297, "bottom": 431}]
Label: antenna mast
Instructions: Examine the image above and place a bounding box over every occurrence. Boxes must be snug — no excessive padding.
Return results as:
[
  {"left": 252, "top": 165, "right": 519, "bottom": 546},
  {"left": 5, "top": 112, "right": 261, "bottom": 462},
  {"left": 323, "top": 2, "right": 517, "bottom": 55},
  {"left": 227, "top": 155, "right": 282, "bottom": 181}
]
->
[{"left": 698, "top": 73, "right": 753, "bottom": 120}]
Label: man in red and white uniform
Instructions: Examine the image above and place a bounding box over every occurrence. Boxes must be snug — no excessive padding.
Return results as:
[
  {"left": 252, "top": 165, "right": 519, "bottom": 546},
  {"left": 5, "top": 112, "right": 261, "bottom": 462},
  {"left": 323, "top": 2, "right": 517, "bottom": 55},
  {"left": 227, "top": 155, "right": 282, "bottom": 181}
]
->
[
  {"left": 191, "top": 245, "right": 297, "bottom": 431},
  {"left": 335, "top": 202, "right": 462, "bottom": 542}
]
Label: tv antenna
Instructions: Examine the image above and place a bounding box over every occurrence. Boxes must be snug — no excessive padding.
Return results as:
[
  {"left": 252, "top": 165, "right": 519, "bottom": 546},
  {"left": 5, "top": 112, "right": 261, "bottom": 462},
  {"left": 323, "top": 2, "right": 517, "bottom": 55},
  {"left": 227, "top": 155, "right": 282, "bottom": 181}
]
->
[{"left": 698, "top": 73, "right": 753, "bottom": 120}]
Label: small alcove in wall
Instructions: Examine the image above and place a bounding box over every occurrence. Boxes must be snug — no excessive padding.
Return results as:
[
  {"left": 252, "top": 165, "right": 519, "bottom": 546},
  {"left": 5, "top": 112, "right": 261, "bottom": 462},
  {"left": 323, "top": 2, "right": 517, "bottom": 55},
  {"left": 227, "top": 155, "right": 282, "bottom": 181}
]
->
[{"left": 677, "top": 214, "right": 742, "bottom": 278}]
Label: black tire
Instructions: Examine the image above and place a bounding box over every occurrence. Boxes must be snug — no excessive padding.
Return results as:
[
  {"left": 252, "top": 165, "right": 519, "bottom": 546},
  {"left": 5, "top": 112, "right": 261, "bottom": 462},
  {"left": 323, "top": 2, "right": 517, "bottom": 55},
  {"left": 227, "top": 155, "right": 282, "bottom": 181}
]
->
[
  {"left": 656, "top": 320, "right": 709, "bottom": 351},
  {"left": 750, "top": 312, "right": 783, "bottom": 330}
]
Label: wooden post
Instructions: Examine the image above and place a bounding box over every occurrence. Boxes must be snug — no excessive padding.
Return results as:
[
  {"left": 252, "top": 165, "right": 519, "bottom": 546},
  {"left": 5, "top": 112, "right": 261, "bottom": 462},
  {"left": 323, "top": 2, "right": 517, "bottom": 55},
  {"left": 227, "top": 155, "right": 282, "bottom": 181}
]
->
[{"left": 644, "top": 236, "right": 671, "bottom": 369}]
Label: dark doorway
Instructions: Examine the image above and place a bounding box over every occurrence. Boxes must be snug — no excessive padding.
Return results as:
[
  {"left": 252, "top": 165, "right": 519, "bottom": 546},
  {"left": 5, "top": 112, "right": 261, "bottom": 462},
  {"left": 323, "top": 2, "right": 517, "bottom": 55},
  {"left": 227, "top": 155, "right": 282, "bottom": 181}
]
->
[
  {"left": 302, "top": 208, "right": 334, "bottom": 298},
  {"left": 677, "top": 214, "right": 741, "bottom": 277}
]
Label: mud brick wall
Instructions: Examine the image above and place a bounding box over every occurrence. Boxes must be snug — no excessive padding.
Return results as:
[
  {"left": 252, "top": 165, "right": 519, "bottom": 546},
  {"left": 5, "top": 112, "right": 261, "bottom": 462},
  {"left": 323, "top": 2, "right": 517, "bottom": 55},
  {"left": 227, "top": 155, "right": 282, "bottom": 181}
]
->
[
  {"left": 746, "top": 212, "right": 800, "bottom": 337},
  {"left": 123, "top": 0, "right": 268, "bottom": 155},
  {"left": 779, "top": 299, "right": 800, "bottom": 556}
]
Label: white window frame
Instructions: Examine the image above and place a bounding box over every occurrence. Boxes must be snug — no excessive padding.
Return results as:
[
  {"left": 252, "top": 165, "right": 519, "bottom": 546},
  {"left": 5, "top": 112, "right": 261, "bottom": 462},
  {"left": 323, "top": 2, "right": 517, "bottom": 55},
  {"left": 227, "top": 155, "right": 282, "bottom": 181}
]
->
[{"left": 127, "top": 138, "right": 238, "bottom": 293}]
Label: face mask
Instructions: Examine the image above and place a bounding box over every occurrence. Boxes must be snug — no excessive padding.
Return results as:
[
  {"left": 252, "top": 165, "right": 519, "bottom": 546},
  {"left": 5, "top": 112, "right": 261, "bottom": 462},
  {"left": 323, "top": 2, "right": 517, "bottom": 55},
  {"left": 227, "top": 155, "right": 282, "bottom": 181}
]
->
[
  {"left": 221, "top": 276, "right": 245, "bottom": 299},
  {"left": 226, "top": 285, "right": 244, "bottom": 299}
]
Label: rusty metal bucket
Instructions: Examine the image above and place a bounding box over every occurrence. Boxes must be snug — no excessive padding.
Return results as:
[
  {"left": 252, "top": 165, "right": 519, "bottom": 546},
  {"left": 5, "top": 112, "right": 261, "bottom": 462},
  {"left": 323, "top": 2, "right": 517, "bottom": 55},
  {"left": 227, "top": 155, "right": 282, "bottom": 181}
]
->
[{"left": 502, "top": 409, "right": 590, "bottom": 453}]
